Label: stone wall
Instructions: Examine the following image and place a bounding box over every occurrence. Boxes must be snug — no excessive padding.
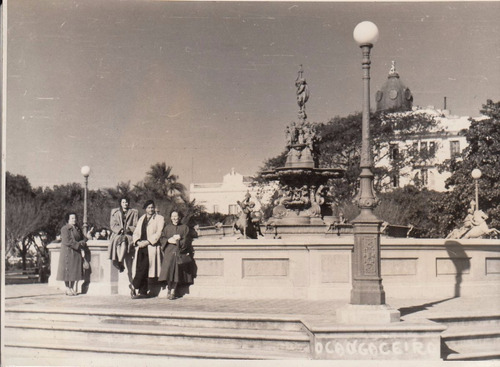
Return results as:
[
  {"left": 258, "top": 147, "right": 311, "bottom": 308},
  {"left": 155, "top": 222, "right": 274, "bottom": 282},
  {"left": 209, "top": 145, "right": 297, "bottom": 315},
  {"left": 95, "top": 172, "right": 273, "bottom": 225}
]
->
[{"left": 48, "top": 237, "right": 500, "bottom": 300}]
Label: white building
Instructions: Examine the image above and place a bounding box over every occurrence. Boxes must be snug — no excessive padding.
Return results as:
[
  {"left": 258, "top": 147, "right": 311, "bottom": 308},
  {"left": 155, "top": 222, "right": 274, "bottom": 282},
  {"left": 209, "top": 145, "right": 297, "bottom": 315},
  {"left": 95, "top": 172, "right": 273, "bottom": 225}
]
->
[
  {"left": 189, "top": 168, "right": 255, "bottom": 214},
  {"left": 379, "top": 106, "right": 479, "bottom": 192},
  {"left": 375, "top": 62, "right": 484, "bottom": 192}
]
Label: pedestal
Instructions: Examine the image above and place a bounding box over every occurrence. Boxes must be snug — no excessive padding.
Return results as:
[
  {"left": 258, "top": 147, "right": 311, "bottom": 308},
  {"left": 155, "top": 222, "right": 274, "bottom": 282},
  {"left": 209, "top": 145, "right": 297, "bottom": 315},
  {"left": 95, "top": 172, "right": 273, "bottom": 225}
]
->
[
  {"left": 336, "top": 304, "right": 400, "bottom": 324},
  {"left": 308, "top": 319, "right": 446, "bottom": 360},
  {"left": 48, "top": 240, "right": 119, "bottom": 295},
  {"left": 351, "top": 216, "right": 385, "bottom": 305}
]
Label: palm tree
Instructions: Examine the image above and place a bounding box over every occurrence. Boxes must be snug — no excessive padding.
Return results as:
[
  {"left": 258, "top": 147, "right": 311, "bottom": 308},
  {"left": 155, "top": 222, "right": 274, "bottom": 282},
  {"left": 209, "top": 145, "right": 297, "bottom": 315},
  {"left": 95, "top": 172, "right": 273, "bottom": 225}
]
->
[
  {"left": 144, "top": 162, "right": 187, "bottom": 200},
  {"left": 106, "top": 181, "right": 136, "bottom": 202}
]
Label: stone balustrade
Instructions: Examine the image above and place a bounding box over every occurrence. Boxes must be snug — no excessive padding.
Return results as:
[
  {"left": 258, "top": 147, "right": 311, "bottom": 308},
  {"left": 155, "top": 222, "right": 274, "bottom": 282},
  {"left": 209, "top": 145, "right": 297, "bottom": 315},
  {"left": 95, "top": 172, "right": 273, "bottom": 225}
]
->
[{"left": 48, "top": 237, "right": 500, "bottom": 299}]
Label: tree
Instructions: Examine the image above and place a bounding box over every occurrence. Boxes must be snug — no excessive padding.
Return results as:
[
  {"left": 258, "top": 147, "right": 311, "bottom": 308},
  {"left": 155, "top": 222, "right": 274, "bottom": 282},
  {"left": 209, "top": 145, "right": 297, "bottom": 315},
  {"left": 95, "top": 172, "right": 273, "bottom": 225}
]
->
[
  {"left": 36, "top": 183, "right": 84, "bottom": 241},
  {"left": 376, "top": 186, "right": 446, "bottom": 237},
  {"left": 258, "top": 151, "right": 288, "bottom": 178},
  {"left": 6, "top": 172, "right": 35, "bottom": 198},
  {"left": 258, "top": 111, "right": 442, "bottom": 203},
  {"left": 5, "top": 173, "right": 48, "bottom": 270},
  {"left": 135, "top": 162, "right": 187, "bottom": 202},
  {"left": 87, "top": 189, "right": 114, "bottom": 232},
  {"left": 106, "top": 181, "right": 138, "bottom": 203},
  {"left": 436, "top": 99, "right": 500, "bottom": 235},
  {"left": 5, "top": 197, "right": 47, "bottom": 268},
  {"left": 480, "top": 99, "right": 500, "bottom": 120}
]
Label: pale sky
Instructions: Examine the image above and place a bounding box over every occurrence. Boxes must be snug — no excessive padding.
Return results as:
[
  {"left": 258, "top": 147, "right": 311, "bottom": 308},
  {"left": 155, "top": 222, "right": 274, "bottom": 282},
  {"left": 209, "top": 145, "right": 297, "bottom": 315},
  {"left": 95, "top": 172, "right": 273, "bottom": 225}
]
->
[{"left": 6, "top": 1, "right": 500, "bottom": 190}]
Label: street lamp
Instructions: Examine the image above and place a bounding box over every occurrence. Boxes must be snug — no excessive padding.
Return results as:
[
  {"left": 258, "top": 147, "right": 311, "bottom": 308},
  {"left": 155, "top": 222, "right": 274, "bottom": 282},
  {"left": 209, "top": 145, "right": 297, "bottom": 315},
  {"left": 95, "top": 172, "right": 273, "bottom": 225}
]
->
[
  {"left": 81, "top": 165, "right": 91, "bottom": 235},
  {"left": 350, "top": 21, "right": 385, "bottom": 305},
  {"left": 471, "top": 169, "right": 482, "bottom": 211}
]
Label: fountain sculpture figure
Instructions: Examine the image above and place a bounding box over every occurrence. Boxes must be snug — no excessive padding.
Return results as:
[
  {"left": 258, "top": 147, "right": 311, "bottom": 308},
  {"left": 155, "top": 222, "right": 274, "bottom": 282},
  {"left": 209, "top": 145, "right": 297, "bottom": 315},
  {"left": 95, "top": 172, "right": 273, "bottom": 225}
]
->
[{"left": 262, "top": 67, "right": 344, "bottom": 226}]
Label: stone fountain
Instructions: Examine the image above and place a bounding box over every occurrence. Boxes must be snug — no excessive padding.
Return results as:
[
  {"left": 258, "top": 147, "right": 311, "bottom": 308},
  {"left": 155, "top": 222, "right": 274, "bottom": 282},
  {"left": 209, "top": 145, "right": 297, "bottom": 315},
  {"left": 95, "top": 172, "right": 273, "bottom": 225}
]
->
[{"left": 262, "top": 66, "right": 344, "bottom": 227}]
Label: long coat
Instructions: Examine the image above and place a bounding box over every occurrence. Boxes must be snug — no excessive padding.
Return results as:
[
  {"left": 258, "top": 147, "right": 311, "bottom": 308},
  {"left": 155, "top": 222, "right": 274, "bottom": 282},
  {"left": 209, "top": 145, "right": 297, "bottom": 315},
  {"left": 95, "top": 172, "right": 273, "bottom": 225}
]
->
[
  {"left": 158, "top": 223, "right": 195, "bottom": 286},
  {"left": 56, "top": 224, "right": 87, "bottom": 281},
  {"left": 132, "top": 213, "right": 165, "bottom": 278},
  {"left": 108, "top": 207, "right": 139, "bottom": 262}
]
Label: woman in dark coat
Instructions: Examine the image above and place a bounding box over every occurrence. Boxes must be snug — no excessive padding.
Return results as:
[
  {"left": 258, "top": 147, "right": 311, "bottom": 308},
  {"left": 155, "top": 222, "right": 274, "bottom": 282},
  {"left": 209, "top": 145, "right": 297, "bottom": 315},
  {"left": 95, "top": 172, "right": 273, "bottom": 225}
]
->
[
  {"left": 159, "top": 211, "right": 196, "bottom": 299},
  {"left": 56, "top": 212, "right": 88, "bottom": 296}
]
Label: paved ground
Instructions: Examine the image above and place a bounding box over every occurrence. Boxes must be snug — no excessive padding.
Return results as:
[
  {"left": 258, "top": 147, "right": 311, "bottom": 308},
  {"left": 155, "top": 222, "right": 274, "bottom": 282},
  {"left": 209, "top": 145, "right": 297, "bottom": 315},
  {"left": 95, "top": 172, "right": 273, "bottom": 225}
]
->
[
  {"left": 4, "top": 283, "right": 500, "bottom": 321},
  {"left": 4, "top": 284, "right": 500, "bottom": 367}
]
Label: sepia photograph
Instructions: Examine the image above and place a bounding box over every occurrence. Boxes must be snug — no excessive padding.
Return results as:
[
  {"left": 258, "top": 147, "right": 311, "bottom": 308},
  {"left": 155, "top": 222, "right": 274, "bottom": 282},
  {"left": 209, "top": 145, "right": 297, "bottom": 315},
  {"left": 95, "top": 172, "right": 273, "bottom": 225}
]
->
[{"left": 2, "top": 1, "right": 500, "bottom": 366}]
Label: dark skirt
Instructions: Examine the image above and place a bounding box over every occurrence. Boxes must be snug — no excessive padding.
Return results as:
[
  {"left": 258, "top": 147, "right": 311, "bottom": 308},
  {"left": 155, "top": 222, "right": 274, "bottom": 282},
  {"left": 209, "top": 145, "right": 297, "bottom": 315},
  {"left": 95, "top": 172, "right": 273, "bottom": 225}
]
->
[{"left": 159, "top": 244, "right": 196, "bottom": 289}]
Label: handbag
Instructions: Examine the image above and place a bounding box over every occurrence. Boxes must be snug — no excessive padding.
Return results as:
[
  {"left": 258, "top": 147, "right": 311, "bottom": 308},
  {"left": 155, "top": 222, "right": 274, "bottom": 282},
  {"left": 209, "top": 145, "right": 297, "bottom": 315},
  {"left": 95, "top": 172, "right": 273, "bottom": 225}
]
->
[
  {"left": 176, "top": 252, "right": 193, "bottom": 265},
  {"left": 83, "top": 258, "right": 90, "bottom": 270}
]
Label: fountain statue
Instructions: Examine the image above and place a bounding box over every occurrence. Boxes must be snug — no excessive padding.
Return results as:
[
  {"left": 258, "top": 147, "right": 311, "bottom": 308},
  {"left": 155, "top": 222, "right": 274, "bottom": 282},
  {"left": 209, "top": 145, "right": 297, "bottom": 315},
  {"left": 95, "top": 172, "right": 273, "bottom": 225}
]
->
[
  {"left": 447, "top": 200, "right": 500, "bottom": 239},
  {"left": 261, "top": 66, "right": 344, "bottom": 226},
  {"left": 233, "top": 191, "right": 264, "bottom": 239}
]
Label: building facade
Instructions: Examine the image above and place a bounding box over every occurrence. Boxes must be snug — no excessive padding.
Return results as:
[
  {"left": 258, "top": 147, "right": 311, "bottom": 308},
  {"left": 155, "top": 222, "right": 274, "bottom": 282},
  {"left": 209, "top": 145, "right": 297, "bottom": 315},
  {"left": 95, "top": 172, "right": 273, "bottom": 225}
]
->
[
  {"left": 375, "top": 62, "right": 482, "bottom": 192},
  {"left": 378, "top": 107, "right": 474, "bottom": 192},
  {"left": 189, "top": 168, "right": 255, "bottom": 214}
]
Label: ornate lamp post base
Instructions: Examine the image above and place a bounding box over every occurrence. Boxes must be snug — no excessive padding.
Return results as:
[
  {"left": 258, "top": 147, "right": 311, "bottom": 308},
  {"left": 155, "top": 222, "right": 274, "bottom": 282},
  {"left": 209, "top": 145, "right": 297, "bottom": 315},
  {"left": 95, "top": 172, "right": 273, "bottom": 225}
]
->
[
  {"left": 338, "top": 215, "right": 401, "bottom": 324},
  {"left": 350, "top": 220, "right": 385, "bottom": 305}
]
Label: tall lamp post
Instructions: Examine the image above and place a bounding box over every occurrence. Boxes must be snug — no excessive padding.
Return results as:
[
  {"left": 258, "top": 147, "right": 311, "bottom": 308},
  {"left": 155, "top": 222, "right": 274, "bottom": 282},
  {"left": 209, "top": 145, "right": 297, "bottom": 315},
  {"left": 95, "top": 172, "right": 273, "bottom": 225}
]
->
[
  {"left": 81, "top": 166, "right": 91, "bottom": 235},
  {"left": 350, "top": 21, "right": 385, "bottom": 305},
  {"left": 471, "top": 169, "right": 482, "bottom": 211}
]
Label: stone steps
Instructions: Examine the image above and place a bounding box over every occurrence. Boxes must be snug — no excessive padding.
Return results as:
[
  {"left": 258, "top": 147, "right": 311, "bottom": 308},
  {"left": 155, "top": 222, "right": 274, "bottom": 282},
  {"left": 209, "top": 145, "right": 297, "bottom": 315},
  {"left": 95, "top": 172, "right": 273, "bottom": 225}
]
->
[
  {"left": 6, "top": 319, "right": 311, "bottom": 351},
  {"left": 4, "top": 308, "right": 312, "bottom": 360},
  {"left": 6, "top": 308, "right": 306, "bottom": 331},
  {"left": 5, "top": 338, "right": 310, "bottom": 361},
  {"left": 431, "top": 315, "right": 500, "bottom": 361},
  {"left": 446, "top": 347, "right": 500, "bottom": 361},
  {"left": 433, "top": 314, "right": 500, "bottom": 329}
]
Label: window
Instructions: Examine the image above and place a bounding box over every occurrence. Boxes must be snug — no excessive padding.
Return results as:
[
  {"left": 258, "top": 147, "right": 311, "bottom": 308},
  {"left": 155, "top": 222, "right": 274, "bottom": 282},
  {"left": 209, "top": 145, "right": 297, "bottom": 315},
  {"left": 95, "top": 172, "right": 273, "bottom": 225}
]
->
[
  {"left": 420, "top": 141, "right": 428, "bottom": 155},
  {"left": 413, "top": 170, "right": 428, "bottom": 187},
  {"left": 389, "top": 144, "right": 399, "bottom": 160},
  {"left": 421, "top": 169, "right": 428, "bottom": 186},
  {"left": 414, "top": 171, "right": 420, "bottom": 185},
  {"left": 391, "top": 174, "right": 400, "bottom": 188},
  {"left": 429, "top": 171, "right": 435, "bottom": 188},
  {"left": 213, "top": 205, "right": 219, "bottom": 213},
  {"left": 228, "top": 204, "right": 238, "bottom": 215},
  {"left": 429, "top": 141, "right": 436, "bottom": 155},
  {"left": 450, "top": 140, "right": 461, "bottom": 159}
]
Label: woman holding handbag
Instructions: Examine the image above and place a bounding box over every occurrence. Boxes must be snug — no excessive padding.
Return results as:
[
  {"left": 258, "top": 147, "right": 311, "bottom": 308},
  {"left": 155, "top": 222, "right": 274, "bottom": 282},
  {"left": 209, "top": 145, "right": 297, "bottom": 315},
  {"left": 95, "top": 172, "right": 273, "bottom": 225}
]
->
[{"left": 159, "top": 210, "right": 196, "bottom": 300}]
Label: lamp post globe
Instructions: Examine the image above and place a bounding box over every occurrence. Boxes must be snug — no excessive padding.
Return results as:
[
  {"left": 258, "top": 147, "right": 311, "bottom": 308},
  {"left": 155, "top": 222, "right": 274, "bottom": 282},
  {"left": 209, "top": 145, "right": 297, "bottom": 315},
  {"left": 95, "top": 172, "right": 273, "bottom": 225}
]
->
[
  {"left": 81, "top": 165, "right": 91, "bottom": 177},
  {"left": 472, "top": 169, "right": 482, "bottom": 211},
  {"left": 81, "top": 166, "right": 91, "bottom": 234},
  {"left": 353, "top": 21, "right": 379, "bottom": 46}
]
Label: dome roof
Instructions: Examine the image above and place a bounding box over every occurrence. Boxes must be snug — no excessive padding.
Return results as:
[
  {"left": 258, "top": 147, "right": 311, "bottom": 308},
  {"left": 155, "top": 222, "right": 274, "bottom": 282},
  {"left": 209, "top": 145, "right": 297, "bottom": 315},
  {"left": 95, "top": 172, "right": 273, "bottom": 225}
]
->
[{"left": 376, "top": 61, "right": 413, "bottom": 112}]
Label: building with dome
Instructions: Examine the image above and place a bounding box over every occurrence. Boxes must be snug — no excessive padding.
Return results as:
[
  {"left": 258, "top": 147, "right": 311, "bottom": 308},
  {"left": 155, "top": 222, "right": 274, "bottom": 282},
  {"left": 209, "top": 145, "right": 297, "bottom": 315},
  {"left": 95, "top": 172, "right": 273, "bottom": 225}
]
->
[
  {"left": 376, "top": 61, "right": 413, "bottom": 113},
  {"left": 375, "top": 61, "right": 481, "bottom": 192}
]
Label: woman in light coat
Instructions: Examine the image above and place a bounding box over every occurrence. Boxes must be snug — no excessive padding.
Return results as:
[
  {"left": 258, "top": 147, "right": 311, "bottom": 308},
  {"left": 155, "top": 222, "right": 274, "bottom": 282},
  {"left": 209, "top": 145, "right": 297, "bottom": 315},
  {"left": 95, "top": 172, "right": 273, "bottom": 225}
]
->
[
  {"left": 130, "top": 200, "right": 164, "bottom": 298},
  {"left": 108, "top": 197, "right": 139, "bottom": 283}
]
